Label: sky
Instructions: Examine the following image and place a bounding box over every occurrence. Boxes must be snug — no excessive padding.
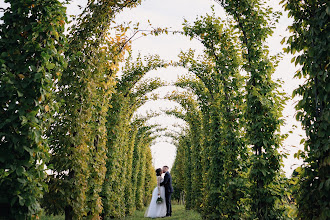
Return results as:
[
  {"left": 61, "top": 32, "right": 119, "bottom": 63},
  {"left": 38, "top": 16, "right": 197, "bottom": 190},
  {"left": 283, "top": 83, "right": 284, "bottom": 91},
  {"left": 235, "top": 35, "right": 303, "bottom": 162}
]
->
[{"left": 0, "top": 0, "right": 305, "bottom": 176}]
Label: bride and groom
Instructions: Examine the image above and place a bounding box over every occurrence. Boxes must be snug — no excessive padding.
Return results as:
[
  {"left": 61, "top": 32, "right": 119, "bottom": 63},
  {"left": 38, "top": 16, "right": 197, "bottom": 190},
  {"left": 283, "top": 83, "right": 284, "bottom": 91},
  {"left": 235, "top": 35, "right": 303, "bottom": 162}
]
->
[{"left": 145, "top": 165, "right": 174, "bottom": 218}]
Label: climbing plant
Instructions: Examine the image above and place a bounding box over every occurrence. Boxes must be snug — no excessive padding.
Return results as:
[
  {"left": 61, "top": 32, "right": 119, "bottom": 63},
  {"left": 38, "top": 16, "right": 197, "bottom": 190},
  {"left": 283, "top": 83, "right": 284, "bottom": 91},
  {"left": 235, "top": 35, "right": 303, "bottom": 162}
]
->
[
  {"left": 216, "top": 0, "right": 288, "bottom": 218},
  {"left": 2, "top": 0, "right": 325, "bottom": 219},
  {"left": 170, "top": 133, "right": 188, "bottom": 204},
  {"left": 169, "top": 2, "right": 289, "bottom": 218},
  {"left": 101, "top": 54, "right": 167, "bottom": 218},
  {"left": 176, "top": 12, "right": 248, "bottom": 218},
  {"left": 165, "top": 91, "right": 204, "bottom": 211},
  {"left": 0, "top": 0, "right": 67, "bottom": 218},
  {"left": 281, "top": 0, "right": 329, "bottom": 219},
  {"left": 43, "top": 1, "right": 141, "bottom": 219},
  {"left": 124, "top": 114, "right": 159, "bottom": 215}
]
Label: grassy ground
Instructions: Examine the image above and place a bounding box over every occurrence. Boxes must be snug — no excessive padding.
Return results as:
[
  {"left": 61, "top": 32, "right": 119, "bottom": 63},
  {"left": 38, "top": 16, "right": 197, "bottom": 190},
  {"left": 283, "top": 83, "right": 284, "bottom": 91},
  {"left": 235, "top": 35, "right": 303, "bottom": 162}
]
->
[
  {"left": 117, "top": 205, "right": 202, "bottom": 220},
  {"left": 40, "top": 205, "right": 202, "bottom": 220},
  {"left": 40, "top": 215, "right": 64, "bottom": 220}
]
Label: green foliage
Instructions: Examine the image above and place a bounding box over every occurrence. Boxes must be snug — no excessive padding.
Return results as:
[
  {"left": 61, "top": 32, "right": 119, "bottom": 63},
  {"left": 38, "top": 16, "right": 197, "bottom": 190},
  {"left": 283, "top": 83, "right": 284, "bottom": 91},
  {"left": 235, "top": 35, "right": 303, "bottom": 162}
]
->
[
  {"left": 3, "top": 0, "right": 324, "bottom": 219},
  {"left": 175, "top": 12, "right": 249, "bottom": 219},
  {"left": 101, "top": 54, "right": 167, "bottom": 218},
  {"left": 218, "top": 0, "right": 288, "bottom": 218},
  {"left": 0, "top": 0, "right": 67, "bottom": 217},
  {"left": 170, "top": 2, "right": 288, "bottom": 219},
  {"left": 144, "top": 141, "right": 157, "bottom": 206},
  {"left": 131, "top": 123, "right": 159, "bottom": 212},
  {"left": 166, "top": 91, "right": 204, "bottom": 211},
  {"left": 42, "top": 1, "right": 143, "bottom": 219},
  {"left": 281, "top": 0, "right": 330, "bottom": 219},
  {"left": 171, "top": 140, "right": 186, "bottom": 204}
]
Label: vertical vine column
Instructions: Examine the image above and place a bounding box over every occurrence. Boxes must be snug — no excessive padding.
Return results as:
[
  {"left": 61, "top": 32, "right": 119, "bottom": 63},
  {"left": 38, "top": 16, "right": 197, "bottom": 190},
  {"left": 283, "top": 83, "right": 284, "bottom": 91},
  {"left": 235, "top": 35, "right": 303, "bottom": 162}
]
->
[
  {"left": 101, "top": 55, "right": 166, "bottom": 218},
  {"left": 166, "top": 91, "right": 204, "bottom": 211},
  {"left": 0, "top": 0, "right": 66, "bottom": 218},
  {"left": 44, "top": 1, "right": 141, "bottom": 219},
  {"left": 282, "top": 0, "right": 329, "bottom": 219},
  {"left": 178, "top": 13, "right": 247, "bottom": 218},
  {"left": 218, "top": 0, "right": 287, "bottom": 218}
]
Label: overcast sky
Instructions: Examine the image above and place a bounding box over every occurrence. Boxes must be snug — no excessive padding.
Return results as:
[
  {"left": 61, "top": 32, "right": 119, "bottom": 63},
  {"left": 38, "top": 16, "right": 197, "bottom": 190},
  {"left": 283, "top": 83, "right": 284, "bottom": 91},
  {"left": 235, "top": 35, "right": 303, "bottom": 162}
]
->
[{"left": 0, "top": 0, "right": 305, "bottom": 176}]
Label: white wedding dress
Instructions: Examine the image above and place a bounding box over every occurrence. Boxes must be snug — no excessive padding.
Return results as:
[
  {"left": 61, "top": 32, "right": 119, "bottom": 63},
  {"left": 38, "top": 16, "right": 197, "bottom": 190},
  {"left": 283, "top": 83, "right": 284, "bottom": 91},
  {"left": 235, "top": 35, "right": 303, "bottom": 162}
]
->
[{"left": 145, "top": 176, "right": 167, "bottom": 218}]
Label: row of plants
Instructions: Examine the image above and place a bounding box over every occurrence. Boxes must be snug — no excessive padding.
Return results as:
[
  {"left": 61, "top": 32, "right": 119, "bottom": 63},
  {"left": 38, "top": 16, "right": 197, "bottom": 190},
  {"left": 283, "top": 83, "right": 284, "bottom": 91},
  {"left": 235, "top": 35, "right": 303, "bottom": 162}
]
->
[
  {"left": 0, "top": 0, "right": 68, "bottom": 218},
  {"left": 281, "top": 0, "right": 329, "bottom": 219},
  {"left": 0, "top": 0, "right": 328, "bottom": 219},
  {"left": 0, "top": 0, "right": 164, "bottom": 219},
  {"left": 169, "top": 4, "right": 287, "bottom": 218},
  {"left": 170, "top": 0, "right": 328, "bottom": 219}
]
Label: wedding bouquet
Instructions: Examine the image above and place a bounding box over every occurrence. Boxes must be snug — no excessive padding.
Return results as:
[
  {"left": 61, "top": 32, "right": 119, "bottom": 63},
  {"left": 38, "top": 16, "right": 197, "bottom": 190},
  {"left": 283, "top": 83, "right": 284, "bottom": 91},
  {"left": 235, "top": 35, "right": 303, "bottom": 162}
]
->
[{"left": 156, "top": 196, "right": 163, "bottom": 204}]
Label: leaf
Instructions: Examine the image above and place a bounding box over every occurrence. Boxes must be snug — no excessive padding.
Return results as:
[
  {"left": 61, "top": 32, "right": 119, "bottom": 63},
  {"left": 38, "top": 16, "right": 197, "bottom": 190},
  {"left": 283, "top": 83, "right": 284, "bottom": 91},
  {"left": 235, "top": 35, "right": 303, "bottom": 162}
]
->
[
  {"left": 53, "top": 31, "right": 59, "bottom": 40},
  {"left": 16, "top": 166, "right": 25, "bottom": 176},
  {"left": 20, "top": 116, "right": 28, "bottom": 126},
  {"left": 17, "top": 90, "right": 23, "bottom": 97},
  {"left": 17, "top": 178, "right": 26, "bottom": 184},
  {"left": 23, "top": 146, "right": 34, "bottom": 156},
  {"left": 46, "top": 63, "right": 55, "bottom": 70},
  {"left": 18, "top": 195, "right": 24, "bottom": 206},
  {"left": 325, "top": 178, "right": 330, "bottom": 190}
]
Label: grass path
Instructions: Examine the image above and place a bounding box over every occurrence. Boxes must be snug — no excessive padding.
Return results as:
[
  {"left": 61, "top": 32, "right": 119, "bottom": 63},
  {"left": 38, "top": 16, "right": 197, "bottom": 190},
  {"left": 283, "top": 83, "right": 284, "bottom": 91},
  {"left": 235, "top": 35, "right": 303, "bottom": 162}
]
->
[
  {"left": 117, "top": 205, "right": 202, "bottom": 220},
  {"left": 40, "top": 205, "right": 202, "bottom": 220}
]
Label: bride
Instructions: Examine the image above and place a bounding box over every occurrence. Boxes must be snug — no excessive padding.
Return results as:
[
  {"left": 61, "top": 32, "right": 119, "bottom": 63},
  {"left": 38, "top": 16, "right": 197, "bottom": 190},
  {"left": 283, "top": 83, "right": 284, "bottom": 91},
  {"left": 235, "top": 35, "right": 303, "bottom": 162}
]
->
[{"left": 145, "top": 168, "right": 167, "bottom": 218}]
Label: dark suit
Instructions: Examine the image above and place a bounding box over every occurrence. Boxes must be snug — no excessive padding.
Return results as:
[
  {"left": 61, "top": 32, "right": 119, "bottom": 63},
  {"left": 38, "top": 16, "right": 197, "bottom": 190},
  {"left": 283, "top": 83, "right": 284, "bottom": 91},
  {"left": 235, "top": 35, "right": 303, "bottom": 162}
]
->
[{"left": 160, "top": 171, "right": 174, "bottom": 216}]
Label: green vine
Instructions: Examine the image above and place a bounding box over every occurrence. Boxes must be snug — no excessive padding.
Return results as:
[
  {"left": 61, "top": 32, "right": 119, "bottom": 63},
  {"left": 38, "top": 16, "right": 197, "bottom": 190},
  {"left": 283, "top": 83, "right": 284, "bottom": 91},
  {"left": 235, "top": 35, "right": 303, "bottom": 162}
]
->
[
  {"left": 101, "top": 54, "right": 167, "bottom": 218},
  {"left": 217, "top": 0, "right": 287, "bottom": 218},
  {"left": 281, "top": 0, "right": 329, "bottom": 219},
  {"left": 0, "top": 0, "right": 67, "bottom": 217}
]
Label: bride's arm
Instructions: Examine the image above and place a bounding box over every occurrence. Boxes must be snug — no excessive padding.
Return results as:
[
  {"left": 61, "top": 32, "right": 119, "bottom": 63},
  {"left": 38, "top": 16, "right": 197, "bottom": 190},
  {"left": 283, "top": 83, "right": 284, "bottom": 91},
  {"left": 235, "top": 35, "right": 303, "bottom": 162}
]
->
[{"left": 157, "top": 176, "right": 161, "bottom": 195}]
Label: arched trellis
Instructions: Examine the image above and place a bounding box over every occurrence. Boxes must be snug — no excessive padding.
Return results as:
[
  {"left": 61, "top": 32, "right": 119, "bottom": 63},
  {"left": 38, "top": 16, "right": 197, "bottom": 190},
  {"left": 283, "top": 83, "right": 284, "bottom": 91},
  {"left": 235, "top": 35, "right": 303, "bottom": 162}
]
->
[
  {"left": 0, "top": 0, "right": 327, "bottom": 219},
  {"left": 140, "top": 4, "right": 286, "bottom": 218}
]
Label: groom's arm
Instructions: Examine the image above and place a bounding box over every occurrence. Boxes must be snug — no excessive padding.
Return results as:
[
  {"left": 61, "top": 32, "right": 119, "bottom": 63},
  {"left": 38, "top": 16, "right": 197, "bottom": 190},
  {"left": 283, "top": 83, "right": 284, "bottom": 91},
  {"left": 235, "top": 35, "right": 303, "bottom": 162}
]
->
[{"left": 160, "top": 173, "right": 169, "bottom": 186}]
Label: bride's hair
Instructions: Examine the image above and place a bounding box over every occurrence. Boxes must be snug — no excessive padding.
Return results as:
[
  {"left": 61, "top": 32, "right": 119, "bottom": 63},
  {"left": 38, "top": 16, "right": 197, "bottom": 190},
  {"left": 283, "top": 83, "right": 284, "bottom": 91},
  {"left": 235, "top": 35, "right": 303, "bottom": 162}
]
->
[{"left": 155, "top": 168, "right": 162, "bottom": 176}]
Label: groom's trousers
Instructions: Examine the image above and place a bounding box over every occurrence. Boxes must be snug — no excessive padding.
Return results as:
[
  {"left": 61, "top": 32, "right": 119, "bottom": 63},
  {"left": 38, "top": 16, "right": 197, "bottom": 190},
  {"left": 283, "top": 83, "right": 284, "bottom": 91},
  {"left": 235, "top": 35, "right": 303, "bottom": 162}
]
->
[{"left": 165, "top": 192, "right": 172, "bottom": 216}]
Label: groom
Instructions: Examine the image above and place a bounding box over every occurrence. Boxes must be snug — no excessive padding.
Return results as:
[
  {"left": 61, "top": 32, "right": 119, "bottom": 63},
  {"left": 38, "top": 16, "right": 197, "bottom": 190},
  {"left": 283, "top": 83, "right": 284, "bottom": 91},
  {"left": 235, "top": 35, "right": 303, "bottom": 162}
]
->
[{"left": 160, "top": 165, "right": 174, "bottom": 217}]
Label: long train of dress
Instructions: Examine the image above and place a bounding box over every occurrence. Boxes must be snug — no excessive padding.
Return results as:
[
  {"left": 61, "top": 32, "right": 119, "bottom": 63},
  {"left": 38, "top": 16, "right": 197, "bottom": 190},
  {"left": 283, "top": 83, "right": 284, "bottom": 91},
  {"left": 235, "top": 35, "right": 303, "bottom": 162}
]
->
[{"left": 145, "top": 181, "right": 166, "bottom": 218}]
